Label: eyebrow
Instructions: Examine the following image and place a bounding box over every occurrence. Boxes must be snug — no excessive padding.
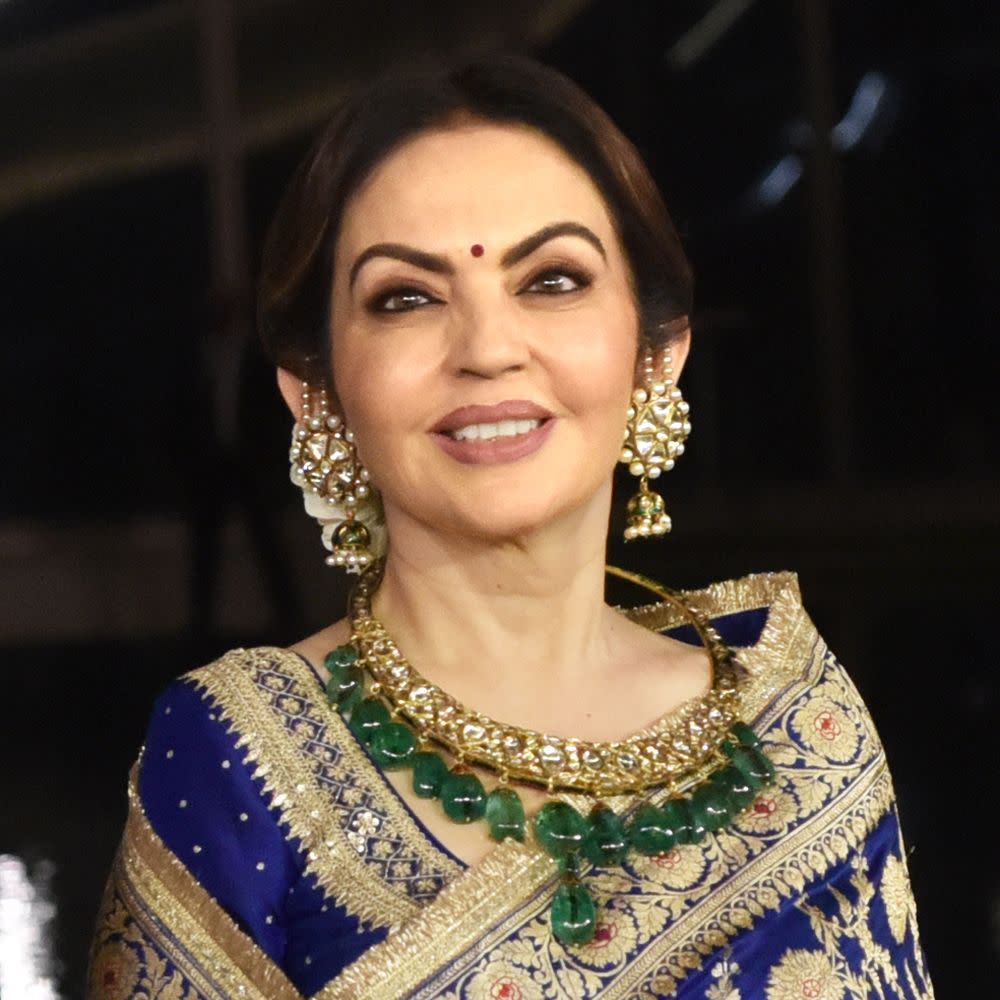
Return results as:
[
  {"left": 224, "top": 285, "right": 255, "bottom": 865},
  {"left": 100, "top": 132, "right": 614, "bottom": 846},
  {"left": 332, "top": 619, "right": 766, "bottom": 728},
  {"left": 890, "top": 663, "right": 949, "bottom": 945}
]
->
[
  {"left": 348, "top": 243, "right": 455, "bottom": 288},
  {"left": 347, "top": 221, "right": 607, "bottom": 289},
  {"left": 500, "top": 221, "right": 606, "bottom": 268}
]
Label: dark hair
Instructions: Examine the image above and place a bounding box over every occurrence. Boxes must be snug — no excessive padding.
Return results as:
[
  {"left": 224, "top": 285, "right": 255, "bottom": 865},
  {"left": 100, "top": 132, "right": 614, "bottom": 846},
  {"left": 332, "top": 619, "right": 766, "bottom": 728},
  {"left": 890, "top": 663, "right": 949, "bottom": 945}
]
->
[{"left": 258, "top": 53, "right": 693, "bottom": 380}]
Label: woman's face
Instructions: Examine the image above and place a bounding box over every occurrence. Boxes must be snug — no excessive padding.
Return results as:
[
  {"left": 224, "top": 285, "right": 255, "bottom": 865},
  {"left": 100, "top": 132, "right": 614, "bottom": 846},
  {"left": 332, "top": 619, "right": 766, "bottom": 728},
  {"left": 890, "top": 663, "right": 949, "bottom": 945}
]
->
[{"left": 327, "top": 122, "right": 654, "bottom": 547}]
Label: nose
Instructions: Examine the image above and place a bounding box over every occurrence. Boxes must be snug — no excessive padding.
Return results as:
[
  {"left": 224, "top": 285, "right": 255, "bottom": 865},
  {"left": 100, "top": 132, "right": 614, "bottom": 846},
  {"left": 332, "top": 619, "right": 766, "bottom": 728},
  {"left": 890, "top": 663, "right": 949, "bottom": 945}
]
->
[{"left": 447, "top": 292, "right": 529, "bottom": 379}]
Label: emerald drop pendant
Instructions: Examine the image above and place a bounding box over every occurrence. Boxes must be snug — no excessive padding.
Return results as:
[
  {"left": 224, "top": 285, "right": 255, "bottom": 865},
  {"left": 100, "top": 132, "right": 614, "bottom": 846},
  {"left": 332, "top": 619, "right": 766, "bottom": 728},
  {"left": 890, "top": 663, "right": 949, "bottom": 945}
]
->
[
  {"left": 411, "top": 751, "right": 448, "bottom": 799},
  {"left": 326, "top": 663, "right": 363, "bottom": 714},
  {"left": 349, "top": 697, "right": 389, "bottom": 745},
  {"left": 725, "top": 745, "right": 774, "bottom": 789},
  {"left": 551, "top": 877, "right": 596, "bottom": 945},
  {"left": 440, "top": 770, "right": 487, "bottom": 823},
  {"left": 485, "top": 787, "right": 525, "bottom": 842},
  {"left": 661, "top": 798, "right": 693, "bottom": 845},
  {"left": 581, "top": 804, "right": 628, "bottom": 866},
  {"left": 324, "top": 644, "right": 358, "bottom": 671},
  {"left": 534, "top": 801, "right": 587, "bottom": 858},
  {"left": 369, "top": 722, "right": 417, "bottom": 769},
  {"left": 730, "top": 720, "right": 762, "bottom": 750},
  {"left": 690, "top": 783, "right": 731, "bottom": 833},
  {"left": 715, "top": 765, "right": 756, "bottom": 812},
  {"left": 628, "top": 803, "right": 676, "bottom": 855}
]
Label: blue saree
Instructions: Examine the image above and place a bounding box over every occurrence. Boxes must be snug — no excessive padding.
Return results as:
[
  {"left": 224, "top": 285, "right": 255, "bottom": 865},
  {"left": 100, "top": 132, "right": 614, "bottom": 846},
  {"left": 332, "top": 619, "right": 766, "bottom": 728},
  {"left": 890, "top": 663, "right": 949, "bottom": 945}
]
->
[{"left": 88, "top": 572, "right": 934, "bottom": 998}]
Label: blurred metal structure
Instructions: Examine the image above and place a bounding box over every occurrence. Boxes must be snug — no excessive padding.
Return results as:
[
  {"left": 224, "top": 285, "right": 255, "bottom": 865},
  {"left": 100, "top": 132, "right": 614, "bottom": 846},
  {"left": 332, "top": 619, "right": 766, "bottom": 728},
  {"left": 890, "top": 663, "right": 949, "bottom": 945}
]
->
[{"left": 0, "top": 0, "right": 592, "bottom": 216}]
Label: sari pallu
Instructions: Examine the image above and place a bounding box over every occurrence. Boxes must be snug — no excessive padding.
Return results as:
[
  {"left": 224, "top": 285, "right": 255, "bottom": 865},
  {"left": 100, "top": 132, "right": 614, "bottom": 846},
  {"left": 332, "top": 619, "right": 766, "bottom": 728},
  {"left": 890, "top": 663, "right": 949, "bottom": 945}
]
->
[{"left": 88, "top": 573, "right": 935, "bottom": 999}]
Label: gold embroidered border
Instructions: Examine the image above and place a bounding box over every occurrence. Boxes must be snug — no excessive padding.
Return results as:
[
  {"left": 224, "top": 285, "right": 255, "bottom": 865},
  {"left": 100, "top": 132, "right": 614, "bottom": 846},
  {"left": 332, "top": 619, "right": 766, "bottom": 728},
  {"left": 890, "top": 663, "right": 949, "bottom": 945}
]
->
[
  {"left": 623, "top": 570, "right": 800, "bottom": 636},
  {"left": 317, "top": 579, "right": 898, "bottom": 999},
  {"left": 627, "top": 571, "right": 817, "bottom": 728},
  {"left": 315, "top": 838, "right": 557, "bottom": 1000},
  {"left": 117, "top": 766, "right": 301, "bottom": 1000},
  {"left": 186, "top": 648, "right": 463, "bottom": 930},
  {"left": 613, "top": 753, "right": 896, "bottom": 996}
]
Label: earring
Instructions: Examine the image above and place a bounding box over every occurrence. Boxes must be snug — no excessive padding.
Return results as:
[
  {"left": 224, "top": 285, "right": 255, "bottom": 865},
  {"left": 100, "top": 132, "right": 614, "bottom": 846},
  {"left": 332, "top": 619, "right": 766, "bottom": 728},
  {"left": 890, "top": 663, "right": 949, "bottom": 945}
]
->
[
  {"left": 288, "top": 384, "right": 384, "bottom": 572},
  {"left": 619, "top": 346, "right": 691, "bottom": 540}
]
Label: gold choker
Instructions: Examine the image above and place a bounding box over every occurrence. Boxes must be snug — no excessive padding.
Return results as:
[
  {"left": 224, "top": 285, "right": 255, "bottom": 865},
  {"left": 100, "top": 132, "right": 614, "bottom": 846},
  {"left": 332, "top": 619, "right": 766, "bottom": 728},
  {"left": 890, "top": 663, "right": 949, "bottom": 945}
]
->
[{"left": 347, "top": 564, "right": 744, "bottom": 797}]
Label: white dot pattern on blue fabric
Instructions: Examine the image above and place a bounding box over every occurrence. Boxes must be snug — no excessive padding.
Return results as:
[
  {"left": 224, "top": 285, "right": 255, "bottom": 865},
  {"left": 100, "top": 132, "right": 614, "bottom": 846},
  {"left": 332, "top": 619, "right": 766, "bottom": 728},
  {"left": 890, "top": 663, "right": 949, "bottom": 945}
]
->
[{"left": 179, "top": 799, "right": 187, "bottom": 808}]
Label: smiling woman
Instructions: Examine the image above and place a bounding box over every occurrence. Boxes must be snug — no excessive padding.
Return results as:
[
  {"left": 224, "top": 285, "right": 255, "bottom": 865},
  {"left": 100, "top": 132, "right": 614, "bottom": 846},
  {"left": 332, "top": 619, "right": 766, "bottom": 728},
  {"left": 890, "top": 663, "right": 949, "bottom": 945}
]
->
[{"left": 88, "top": 55, "right": 933, "bottom": 999}]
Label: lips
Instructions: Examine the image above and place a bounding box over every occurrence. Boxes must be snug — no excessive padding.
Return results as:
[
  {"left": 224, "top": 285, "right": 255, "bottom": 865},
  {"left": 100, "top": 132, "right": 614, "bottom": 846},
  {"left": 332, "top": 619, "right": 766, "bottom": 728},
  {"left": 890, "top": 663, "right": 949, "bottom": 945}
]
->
[
  {"left": 430, "top": 400, "right": 556, "bottom": 465},
  {"left": 431, "top": 400, "right": 554, "bottom": 435}
]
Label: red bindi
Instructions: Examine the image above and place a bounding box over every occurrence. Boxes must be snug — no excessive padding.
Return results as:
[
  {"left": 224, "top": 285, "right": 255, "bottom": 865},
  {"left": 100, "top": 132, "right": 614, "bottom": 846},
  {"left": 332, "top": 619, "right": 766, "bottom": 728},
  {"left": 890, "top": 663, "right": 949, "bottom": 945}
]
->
[{"left": 470, "top": 244, "right": 484, "bottom": 257}]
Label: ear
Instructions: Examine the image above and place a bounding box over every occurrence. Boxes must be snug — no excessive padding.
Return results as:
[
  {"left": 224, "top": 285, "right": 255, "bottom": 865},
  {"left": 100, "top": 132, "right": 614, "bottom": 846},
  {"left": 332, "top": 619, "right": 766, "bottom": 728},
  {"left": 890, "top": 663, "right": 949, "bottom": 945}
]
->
[{"left": 276, "top": 367, "right": 305, "bottom": 422}]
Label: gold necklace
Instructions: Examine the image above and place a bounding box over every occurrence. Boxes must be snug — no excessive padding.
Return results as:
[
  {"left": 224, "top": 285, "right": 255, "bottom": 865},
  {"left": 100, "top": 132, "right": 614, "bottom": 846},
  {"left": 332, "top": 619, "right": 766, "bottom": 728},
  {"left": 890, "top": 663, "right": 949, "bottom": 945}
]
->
[
  {"left": 324, "top": 561, "right": 776, "bottom": 946},
  {"left": 347, "top": 563, "right": 743, "bottom": 797}
]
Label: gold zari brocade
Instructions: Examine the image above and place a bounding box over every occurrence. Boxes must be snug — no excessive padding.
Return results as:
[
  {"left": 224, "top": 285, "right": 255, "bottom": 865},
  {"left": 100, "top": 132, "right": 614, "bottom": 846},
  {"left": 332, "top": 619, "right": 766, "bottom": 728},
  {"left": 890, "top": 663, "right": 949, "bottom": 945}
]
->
[{"left": 89, "top": 572, "right": 934, "bottom": 999}]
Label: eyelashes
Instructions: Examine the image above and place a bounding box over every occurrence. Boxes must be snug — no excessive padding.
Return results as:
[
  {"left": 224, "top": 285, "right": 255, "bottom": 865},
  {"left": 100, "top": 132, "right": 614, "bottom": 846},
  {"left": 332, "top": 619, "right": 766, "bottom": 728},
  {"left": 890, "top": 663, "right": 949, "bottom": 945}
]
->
[
  {"left": 521, "top": 266, "right": 593, "bottom": 296},
  {"left": 364, "top": 265, "right": 595, "bottom": 315},
  {"left": 365, "top": 288, "right": 440, "bottom": 314}
]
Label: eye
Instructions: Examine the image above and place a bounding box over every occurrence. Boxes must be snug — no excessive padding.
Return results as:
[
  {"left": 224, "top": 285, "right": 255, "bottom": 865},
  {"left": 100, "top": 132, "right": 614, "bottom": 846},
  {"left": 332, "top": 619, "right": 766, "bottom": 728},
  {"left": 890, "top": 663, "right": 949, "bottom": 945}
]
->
[
  {"left": 367, "top": 287, "right": 441, "bottom": 314},
  {"left": 521, "top": 267, "right": 592, "bottom": 295}
]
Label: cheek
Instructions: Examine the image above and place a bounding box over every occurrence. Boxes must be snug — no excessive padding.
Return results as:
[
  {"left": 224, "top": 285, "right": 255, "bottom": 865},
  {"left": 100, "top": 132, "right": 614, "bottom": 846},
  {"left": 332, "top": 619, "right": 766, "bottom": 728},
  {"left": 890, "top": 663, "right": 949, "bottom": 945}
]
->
[
  {"left": 549, "top": 312, "right": 638, "bottom": 418},
  {"left": 331, "top": 338, "right": 427, "bottom": 471}
]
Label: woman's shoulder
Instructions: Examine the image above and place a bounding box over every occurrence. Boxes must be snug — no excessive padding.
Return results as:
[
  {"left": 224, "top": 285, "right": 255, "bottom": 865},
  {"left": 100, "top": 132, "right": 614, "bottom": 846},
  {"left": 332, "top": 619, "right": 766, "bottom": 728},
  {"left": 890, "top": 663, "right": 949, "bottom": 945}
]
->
[
  {"left": 626, "top": 569, "right": 809, "bottom": 676},
  {"left": 140, "top": 645, "right": 334, "bottom": 779},
  {"left": 625, "top": 569, "right": 802, "bottom": 634},
  {"left": 177, "top": 644, "right": 316, "bottom": 688},
  {"left": 629, "top": 570, "right": 878, "bottom": 738}
]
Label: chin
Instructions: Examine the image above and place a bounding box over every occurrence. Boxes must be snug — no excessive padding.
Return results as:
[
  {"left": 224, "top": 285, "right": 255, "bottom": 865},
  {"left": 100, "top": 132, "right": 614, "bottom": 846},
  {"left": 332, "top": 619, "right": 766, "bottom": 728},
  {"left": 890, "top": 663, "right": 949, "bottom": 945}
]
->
[{"left": 447, "top": 486, "right": 607, "bottom": 546}]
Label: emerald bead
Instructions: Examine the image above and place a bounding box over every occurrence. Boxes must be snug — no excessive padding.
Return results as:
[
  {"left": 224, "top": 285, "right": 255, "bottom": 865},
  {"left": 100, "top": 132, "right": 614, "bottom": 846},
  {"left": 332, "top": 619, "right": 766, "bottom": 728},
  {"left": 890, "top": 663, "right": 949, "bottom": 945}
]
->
[
  {"left": 628, "top": 804, "right": 676, "bottom": 855},
  {"left": 369, "top": 722, "right": 417, "bottom": 769},
  {"left": 686, "top": 796, "right": 708, "bottom": 843},
  {"left": 325, "top": 663, "right": 363, "bottom": 714},
  {"left": 690, "top": 782, "right": 732, "bottom": 833},
  {"left": 534, "top": 801, "right": 587, "bottom": 858},
  {"left": 349, "top": 698, "right": 389, "bottom": 745},
  {"left": 748, "top": 746, "right": 776, "bottom": 783},
  {"left": 730, "top": 720, "right": 762, "bottom": 750},
  {"left": 411, "top": 751, "right": 448, "bottom": 799},
  {"left": 728, "top": 746, "right": 774, "bottom": 788},
  {"left": 661, "top": 798, "right": 693, "bottom": 845},
  {"left": 440, "top": 771, "right": 487, "bottom": 823},
  {"left": 581, "top": 804, "right": 628, "bottom": 866},
  {"left": 485, "top": 787, "right": 525, "bottom": 842},
  {"left": 551, "top": 879, "right": 596, "bottom": 946},
  {"left": 715, "top": 765, "right": 756, "bottom": 812},
  {"left": 324, "top": 644, "right": 358, "bottom": 671}
]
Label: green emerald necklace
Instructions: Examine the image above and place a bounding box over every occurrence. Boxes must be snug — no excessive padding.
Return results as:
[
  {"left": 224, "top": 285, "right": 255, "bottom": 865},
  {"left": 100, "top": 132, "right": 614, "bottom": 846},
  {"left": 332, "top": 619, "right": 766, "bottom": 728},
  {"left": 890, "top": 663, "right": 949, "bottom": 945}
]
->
[{"left": 321, "top": 562, "right": 775, "bottom": 946}]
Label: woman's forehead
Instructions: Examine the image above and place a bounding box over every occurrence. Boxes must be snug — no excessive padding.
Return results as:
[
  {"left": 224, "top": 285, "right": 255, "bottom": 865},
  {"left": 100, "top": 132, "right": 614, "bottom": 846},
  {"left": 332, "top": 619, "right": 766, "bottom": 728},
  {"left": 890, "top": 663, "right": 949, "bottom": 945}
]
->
[{"left": 335, "top": 123, "right": 619, "bottom": 262}]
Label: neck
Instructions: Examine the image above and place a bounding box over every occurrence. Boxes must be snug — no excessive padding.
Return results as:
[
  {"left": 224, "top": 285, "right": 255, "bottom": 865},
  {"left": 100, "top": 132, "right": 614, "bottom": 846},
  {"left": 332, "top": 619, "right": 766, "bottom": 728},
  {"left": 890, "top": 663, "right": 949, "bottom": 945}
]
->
[{"left": 372, "top": 492, "right": 619, "bottom": 706}]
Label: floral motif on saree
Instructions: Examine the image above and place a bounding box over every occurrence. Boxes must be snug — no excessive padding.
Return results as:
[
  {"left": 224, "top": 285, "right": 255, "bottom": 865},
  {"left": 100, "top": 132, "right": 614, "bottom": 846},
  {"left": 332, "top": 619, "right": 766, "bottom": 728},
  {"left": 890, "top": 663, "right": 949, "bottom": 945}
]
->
[{"left": 88, "top": 572, "right": 934, "bottom": 999}]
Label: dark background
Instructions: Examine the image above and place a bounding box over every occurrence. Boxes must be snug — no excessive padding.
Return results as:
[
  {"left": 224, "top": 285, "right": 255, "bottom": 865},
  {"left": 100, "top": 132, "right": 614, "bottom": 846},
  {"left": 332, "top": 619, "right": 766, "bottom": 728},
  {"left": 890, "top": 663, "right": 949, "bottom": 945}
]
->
[{"left": 1, "top": 1, "right": 997, "bottom": 995}]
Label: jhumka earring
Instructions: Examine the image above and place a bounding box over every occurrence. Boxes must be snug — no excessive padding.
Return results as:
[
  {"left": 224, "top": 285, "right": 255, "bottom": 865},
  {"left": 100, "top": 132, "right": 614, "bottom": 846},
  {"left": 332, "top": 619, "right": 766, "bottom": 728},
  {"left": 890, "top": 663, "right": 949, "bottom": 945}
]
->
[
  {"left": 288, "top": 384, "right": 384, "bottom": 572},
  {"left": 619, "top": 345, "right": 691, "bottom": 540}
]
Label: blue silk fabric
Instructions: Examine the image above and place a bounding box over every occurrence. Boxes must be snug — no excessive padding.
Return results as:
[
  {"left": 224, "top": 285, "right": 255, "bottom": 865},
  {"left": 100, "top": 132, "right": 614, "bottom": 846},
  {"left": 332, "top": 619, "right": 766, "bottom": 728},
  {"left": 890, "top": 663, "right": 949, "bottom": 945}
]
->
[{"left": 87, "top": 574, "right": 934, "bottom": 999}]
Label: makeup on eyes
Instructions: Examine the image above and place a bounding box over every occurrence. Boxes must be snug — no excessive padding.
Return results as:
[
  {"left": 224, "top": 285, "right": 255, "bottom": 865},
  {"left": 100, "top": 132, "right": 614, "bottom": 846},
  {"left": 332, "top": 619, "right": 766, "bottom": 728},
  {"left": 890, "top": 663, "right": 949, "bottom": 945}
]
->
[{"left": 364, "top": 263, "right": 595, "bottom": 315}]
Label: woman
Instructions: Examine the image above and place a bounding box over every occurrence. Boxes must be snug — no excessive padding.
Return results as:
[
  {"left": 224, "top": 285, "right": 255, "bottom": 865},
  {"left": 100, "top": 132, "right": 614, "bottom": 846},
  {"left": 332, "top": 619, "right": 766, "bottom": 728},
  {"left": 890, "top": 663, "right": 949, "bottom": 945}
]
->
[{"left": 89, "top": 55, "right": 933, "bottom": 999}]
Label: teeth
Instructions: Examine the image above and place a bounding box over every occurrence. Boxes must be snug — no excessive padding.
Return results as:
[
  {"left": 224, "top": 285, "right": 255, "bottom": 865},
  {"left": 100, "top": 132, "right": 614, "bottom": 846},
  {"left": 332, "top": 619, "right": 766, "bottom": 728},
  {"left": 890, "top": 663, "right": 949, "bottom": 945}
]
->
[{"left": 450, "top": 418, "right": 541, "bottom": 441}]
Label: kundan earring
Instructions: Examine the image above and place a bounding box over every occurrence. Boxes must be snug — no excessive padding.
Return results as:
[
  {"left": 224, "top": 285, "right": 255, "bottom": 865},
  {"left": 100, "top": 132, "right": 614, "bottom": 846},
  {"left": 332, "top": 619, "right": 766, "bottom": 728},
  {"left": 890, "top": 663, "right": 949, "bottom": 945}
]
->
[
  {"left": 620, "top": 345, "right": 691, "bottom": 540},
  {"left": 288, "top": 383, "right": 385, "bottom": 572}
]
